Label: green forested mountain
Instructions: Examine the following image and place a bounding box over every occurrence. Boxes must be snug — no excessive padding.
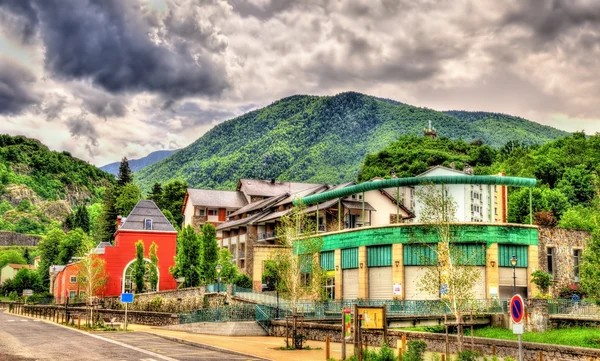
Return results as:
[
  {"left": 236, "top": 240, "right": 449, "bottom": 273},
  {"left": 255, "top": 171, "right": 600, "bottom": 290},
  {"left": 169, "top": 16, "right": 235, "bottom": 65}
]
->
[
  {"left": 0, "top": 134, "right": 114, "bottom": 235},
  {"left": 136, "top": 92, "right": 568, "bottom": 191},
  {"left": 360, "top": 132, "right": 600, "bottom": 230}
]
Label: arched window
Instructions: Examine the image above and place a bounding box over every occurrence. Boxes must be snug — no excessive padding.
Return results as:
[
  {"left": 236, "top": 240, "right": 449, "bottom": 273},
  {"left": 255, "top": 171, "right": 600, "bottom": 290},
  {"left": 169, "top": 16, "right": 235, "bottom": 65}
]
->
[{"left": 122, "top": 259, "right": 159, "bottom": 293}]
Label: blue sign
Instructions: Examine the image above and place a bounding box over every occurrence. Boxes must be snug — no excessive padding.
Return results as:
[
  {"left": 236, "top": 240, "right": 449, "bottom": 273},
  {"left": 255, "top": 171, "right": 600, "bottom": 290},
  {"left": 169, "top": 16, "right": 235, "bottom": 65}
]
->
[
  {"left": 121, "top": 293, "right": 134, "bottom": 303},
  {"left": 440, "top": 284, "right": 448, "bottom": 295},
  {"left": 571, "top": 294, "right": 580, "bottom": 302}
]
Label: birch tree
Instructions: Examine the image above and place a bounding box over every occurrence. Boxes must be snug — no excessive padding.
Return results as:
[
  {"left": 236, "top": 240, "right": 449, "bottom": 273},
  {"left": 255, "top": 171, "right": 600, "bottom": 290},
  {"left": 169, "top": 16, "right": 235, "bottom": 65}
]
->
[
  {"left": 77, "top": 255, "right": 107, "bottom": 325},
  {"left": 416, "top": 184, "right": 481, "bottom": 352}
]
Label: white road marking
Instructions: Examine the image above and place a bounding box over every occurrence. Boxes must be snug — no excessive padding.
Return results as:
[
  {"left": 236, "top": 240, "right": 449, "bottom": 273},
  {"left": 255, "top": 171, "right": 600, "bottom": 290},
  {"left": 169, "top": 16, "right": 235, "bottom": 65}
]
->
[
  {"left": 6, "top": 320, "right": 15, "bottom": 322},
  {"left": 20, "top": 320, "right": 27, "bottom": 322}
]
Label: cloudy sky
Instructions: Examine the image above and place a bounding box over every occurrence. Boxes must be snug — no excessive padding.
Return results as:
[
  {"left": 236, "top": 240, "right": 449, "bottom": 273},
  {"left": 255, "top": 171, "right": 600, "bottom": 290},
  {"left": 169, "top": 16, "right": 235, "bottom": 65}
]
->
[{"left": 1, "top": 0, "right": 599, "bottom": 166}]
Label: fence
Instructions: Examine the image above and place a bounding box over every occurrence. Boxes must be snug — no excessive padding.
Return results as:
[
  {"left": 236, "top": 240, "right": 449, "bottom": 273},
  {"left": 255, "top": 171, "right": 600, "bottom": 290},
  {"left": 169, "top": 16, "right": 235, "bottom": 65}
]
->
[
  {"left": 179, "top": 304, "right": 257, "bottom": 323},
  {"left": 548, "top": 299, "right": 600, "bottom": 317}
]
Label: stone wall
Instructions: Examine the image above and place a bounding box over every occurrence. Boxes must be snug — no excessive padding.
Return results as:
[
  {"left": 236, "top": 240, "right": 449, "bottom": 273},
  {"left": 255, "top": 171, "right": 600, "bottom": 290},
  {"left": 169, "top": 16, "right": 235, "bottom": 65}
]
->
[
  {"left": 0, "top": 231, "right": 41, "bottom": 246},
  {"left": 537, "top": 228, "right": 590, "bottom": 296},
  {"left": 270, "top": 321, "right": 600, "bottom": 361}
]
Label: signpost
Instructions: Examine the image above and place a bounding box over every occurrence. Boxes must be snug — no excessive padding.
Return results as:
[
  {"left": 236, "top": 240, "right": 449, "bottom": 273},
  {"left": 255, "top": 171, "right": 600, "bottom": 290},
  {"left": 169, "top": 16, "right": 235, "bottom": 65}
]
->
[
  {"left": 342, "top": 307, "right": 351, "bottom": 360},
  {"left": 120, "top": 293, "right": 134, "bottom": 331},
  {"left": 354, "top": 305, "right": 387, "bottom": 360},
  {"left": 510, "top": 294, "right": 525, "bottom": 361}
]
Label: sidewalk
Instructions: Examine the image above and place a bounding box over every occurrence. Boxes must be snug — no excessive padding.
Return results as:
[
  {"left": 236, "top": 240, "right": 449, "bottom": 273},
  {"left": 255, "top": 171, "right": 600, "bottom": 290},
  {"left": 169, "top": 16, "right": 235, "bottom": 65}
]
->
[{"left": 128, "top": 323, "right": 364, "bottom": 361}]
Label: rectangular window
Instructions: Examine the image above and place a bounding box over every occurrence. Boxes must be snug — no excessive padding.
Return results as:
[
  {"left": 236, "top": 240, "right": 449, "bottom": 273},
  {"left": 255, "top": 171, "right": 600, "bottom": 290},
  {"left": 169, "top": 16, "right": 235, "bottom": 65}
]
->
[
  {"left": 574, "top": 249, "right": 582, "bottom": 281},
  {"left": 547, "top": 247, "right": 554, "bottom": 276},
  {"left": 144, "top": 218, "right": 152, "bottom": 230},
  {"left": 226, "top": 210, "right": 233, "bottom": 217},
  {"left": 70, "top": 276, "right": 77, "bottom": 283},
  {"left": 208, "top": 209, "right": 217, "bottom": 216},
  {"left": 69, "top": 291, "right": 77, "bottom": 299},
  {"left": 195, "top": 208, "right": 205, "bottom": 216},
  {"left": 324, "top": 277, "right": 335, "bottom": 300}
]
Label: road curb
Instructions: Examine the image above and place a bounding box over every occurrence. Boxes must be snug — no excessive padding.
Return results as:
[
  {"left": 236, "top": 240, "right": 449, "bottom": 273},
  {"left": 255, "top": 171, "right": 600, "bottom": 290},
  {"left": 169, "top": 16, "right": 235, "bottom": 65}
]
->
[{"left": 142, "top": 331, "right": 271, "bottom": 361}]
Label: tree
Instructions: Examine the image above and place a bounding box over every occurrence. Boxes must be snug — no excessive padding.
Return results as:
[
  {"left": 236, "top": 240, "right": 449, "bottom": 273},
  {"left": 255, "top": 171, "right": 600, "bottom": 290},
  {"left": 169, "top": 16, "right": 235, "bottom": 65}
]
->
[
  {"left": 161, "top": 209, "right": 179, "bottom": 231},
  {"left": 0, "top": 249, "right": 27, "bottom": 269},
  {"left": 217, "top": 248, "right": 238, "bottom": 284},
  {"left": 37, "top": 228, "right": 65, "bottom": 288},
  {"left": 148, "top": 242, "right": 159, "bottom": 292},
  {"left": 416, "top": 184, "right": 481, "bottom": 352},
  {"left": 56, "top": 228, "right": 91, "bottom": 265},
  {"left": 115, "top": 183, "right": 141, "bottom": 217},
  {"left": 270, "top": 205, "right": 325, "bottom": 314},
  {"left": 77, "top": 254, "right": 107, "bottom": 325},
  {"left": 531, "top": 270, "right": 552, "bottom": 295},
  {"left": 62, "top": 213, "right": 75, "bottom": 232},
  {"left": 117, "top": 157, "right": 133, "bottom": 187},
  {"left": 580, "top": 230, "right": 600, "bottom": 298},
  {"left": 95, "top": 186, "right": 118, "bottom": 243},
  {"left": 161, "top": 180, "right": 188, "bottom": 226},
  {"left": 74, "top": 205, "right": 90, "bottom": 234},
  {"left": 23, "top": 248, "right": 31, "bottom": 264},
  {"left": 12, "top": 268, "right": 44, "bottom": 294},
  {"left": 133, "top": 241, "right": 146, "bottom": 293},
  {"left": 148, "top": 183, "right": 163, "bottom": 207},
  {"left": 170, "top": 225, "right": 202, "bottom": 288},
  {"left": 200, "top": 223, "right": 219, "bottom": 283}
]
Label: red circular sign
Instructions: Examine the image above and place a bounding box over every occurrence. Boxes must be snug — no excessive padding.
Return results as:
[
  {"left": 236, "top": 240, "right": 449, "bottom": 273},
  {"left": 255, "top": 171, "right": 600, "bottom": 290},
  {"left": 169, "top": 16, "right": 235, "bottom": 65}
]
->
[{"left": 510, "top": 295, "right": 525, "bottom": 323}]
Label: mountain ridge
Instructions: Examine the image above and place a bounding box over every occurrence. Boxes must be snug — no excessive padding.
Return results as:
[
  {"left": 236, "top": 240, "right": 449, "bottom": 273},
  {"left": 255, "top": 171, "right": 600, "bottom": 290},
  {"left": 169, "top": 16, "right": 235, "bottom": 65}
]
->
[
  {"left": 100, "top": 149, "right": 179, "bottom": 175},
  {"left": 135, "top": 92, "right": 568, "bottom": 192}
]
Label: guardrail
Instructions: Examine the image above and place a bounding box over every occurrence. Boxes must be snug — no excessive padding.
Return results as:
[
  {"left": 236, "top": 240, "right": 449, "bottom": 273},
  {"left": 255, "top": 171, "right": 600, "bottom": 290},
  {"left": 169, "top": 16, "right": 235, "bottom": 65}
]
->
[{"left": 548, "top": 299, "right": 600, "bottom": 317}]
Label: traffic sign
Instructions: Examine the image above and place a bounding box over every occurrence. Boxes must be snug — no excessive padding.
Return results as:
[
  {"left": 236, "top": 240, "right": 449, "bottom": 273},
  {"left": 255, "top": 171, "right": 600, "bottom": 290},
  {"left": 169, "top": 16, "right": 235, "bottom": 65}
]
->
[
  {"left": 121, "top": 293, "right": 134, "bottom": 303},
  {"left": 510, "top": 294, "right": 525, "bottom": 324}
]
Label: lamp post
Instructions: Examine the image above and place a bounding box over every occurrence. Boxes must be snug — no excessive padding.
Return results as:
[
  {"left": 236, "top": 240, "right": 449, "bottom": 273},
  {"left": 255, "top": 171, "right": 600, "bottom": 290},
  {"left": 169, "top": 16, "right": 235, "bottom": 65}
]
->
[
  {"left": 216, "top": 263, "right": 222, "bottom": 322},
  {"left": 510, "top": 255, "right": 518, "bottom": 296}
]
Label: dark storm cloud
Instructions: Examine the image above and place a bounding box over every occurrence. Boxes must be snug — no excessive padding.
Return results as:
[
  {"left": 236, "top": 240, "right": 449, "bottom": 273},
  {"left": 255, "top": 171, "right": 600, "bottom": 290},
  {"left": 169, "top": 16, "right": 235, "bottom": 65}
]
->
[
  {"left": 41, "top": 93, "right": 67, "bottom": 121},
  {"left": 0, "top": 0, "right": 39, "bottom": 42},
  {"left": 1, "top": 0, "right": 229, "bottom": 99},
  {"left": 73, "top": 85, "right": 128, "bottom": 119},
  {"left": 65, "top": 113, "right": 99, "bottom": 147},
  {"left": 0, "top": 61, "right": 42, "bottom": 115},
  {"left": 502, "top": 0, "right": 600, "bottom": 43},
  {"left": 227, "top": 0, "right": 299, "bottom": 19},
  {"left": 148, "top": 101, "right": 236, "bottom": 128}
]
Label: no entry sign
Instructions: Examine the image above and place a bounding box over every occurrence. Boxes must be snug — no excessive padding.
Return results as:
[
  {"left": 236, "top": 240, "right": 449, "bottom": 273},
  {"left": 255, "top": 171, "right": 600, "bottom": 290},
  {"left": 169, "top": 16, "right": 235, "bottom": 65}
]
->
[{"left": 510, "top": 294, "right": 525, "bottom": 324}]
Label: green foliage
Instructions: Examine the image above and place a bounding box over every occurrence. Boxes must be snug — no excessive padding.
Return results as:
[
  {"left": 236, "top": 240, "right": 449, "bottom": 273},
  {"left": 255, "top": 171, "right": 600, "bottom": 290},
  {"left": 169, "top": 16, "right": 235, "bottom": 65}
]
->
[
  {"left": 14, "top": 217, "right": 45, "bottom": 234},
  {"left": 0, "top": 134, "right": 113, "bottom": 201},
  {"left": 115, "top": 183, "right": 141, "bottom": 217},
  {"left": 56, "top": 228, "right": 91, "bottom": 265},
  {"left": 133, "top": 240, "right": 146, "bottom": 293},
  {"left": 11, "top": 268, "right": 44, "bottom": 294},
  {"left": 117, "top": 157, "right": 133, "bottom": 187},
  {"left": 457, "top": 350, "right": 480, "bottom": 361},
  {"left": 472, "top": 326, "right": 600, "bottom": 349},
  {"left": 37, "top": 228, "right": 64, "bottom": 288},
  {"left": 171, "top": 226, "right": 201, "bottom": 287},
  {"left": 159, "top": 180, "right": 188, "bottom": 226},
  {"left": 95, "top": 186, "right": 118, "bottom": 243},
  {"left": 148, "top": 242, "right": 159, "bottom": 292},
  {"left": 581, "top": 230, "right": 600, "bottom": 298},
  {"left": 0, "top": 200, "right": 13, "bottom": 215},
  {"left": 161, "top": 209, "right": 179, "bottom": 231},
  {"left": 8, "top": 290, "right": 18, "bottom": 300},
  {"left": 403, "top": 340, "right": 427, "bottom": 361},
  {"left": 531, "top": 270, "right": 552, "bottom": 294},
  {"left": 217, "top": 248, "right": 238, "bottom": 283},
  {"left": 262, "top": 260, "right": 281, "bottom": 290},
  {"left": 74, "top": 205, "right": 90, "bottom": 233},
  {"left": 148, "top": 183, "right": 163, "bottom": 205},
  {"left": 200, "top": 223, "right": 219, "bottom": 283},
  {"left": 233, "top": 273, "right": 252, "bottom": 288},
  {"left": 135, "top": 93, "right": 566, "bottom": 191},
  {"left": 16, "top": 199, "right": 33, "bottom": 212},
  {"left": 559, "top": 205, "right": 599, "bottom": 231},
  {"left": 0, "top": 249, "right": 27, "bottom": 269}
]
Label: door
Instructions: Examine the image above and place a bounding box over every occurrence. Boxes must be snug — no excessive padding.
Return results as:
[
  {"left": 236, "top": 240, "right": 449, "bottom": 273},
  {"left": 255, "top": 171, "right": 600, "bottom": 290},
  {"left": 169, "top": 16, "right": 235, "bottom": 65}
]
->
[
  {"left": 471, "top": 266, "right": 486, "bottom": 300},
  {"left": 342, "top": 269, "right": 359, "bottom": 300},
  {"left": 369, "top": 267, "right": 392, "bottom": 300}
]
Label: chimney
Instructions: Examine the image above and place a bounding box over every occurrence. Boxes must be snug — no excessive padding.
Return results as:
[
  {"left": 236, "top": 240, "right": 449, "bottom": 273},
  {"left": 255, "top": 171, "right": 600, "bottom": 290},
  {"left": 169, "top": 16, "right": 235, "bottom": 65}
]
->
[{"left": 116, "top": 215, "right": 123, "bottom": 228}]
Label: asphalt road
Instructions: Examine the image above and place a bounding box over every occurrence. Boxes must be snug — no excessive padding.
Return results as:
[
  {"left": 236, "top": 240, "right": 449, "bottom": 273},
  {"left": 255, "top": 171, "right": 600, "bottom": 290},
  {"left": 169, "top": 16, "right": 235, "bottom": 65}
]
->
[{"left": 0, "top": 310, "right": 261, "bottom": 361}]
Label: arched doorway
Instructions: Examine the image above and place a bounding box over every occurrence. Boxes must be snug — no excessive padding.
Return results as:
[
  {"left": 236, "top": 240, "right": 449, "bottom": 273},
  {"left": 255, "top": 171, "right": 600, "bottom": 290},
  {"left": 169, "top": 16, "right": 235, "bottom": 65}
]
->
[{"left": 122, "top": 258, "right": 160, "bottom": 293}]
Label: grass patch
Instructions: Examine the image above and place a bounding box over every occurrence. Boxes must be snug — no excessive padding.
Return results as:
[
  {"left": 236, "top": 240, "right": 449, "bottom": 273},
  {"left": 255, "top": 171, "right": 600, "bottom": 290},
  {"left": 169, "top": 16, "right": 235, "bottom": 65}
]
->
[{"left": 470, "top": 327, "right": 600, "bottom": 349}]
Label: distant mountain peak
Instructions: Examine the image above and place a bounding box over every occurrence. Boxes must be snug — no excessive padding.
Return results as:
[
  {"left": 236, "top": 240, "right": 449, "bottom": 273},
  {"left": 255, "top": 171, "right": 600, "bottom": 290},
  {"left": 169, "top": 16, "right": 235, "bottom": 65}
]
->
[{"left": 100, "top": 149, "right": 179, "bottom": 176}]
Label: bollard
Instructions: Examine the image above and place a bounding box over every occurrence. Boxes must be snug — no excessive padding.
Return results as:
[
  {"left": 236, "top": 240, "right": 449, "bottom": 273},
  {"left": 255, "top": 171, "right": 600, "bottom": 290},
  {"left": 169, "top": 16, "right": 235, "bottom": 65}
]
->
[
  {"left": 325, "top": 336, "right": 330, "bottom": 360},
  {"left": 398, "top": 347, "right": 402, "bottom": 361},
  {"left": 401, "top": 334, "right": 406, "bottom": 353},
  {"left": 441, "top": 354, "right": 445, "bottom": 361},
  {"left": 493, "top": 345, "right": 496, "bottom": 355}
]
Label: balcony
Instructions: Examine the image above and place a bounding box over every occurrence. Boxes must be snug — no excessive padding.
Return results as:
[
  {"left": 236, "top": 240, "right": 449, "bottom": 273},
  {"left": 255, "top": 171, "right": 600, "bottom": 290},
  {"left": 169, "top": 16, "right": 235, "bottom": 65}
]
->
[{"left": 344, "top": 221, "right": 371, "bottom": 229}]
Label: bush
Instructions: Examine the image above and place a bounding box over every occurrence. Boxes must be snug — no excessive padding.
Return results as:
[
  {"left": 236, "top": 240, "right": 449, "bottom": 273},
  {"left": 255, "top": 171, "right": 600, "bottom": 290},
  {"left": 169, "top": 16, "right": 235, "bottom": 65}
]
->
[
  {"left": 403, "top": 340, "right": 427, "bottom": 361},
  {"left": 16, "top": 199, "right": 33, "bottom": 212},
  {"left": 150, "top": 296, "right": 163, "bottom": 311},
  {"left": 531, "top": 270, "right": 552, "bottom": 294},
  {"left": 457, "top": 350, "right": 480, "bottom": 361},
  {"left": 233, "top": 273, "right": 252, "bottom": 289}
]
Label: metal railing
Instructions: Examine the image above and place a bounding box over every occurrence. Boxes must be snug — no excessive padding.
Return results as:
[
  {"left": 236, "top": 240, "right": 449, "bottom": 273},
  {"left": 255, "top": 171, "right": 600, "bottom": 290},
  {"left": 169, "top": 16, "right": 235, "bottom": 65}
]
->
[
  {"left": 548, "top": 299, "right": 600, "bottom": 317},
  {"left": 179, "top": 304, "right": 257, "bottom": 324},
  {"left": 205, "top": 283, "right": 227, "bottom": 293}
]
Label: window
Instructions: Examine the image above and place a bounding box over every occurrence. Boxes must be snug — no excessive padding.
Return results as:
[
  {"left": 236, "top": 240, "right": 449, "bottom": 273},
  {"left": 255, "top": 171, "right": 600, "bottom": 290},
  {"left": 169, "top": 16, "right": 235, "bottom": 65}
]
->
[
  {"left": 300, "top": 273, "right": 311, "bottom": 287},
  {"left": 574, "top": 249, "right": 582, "bottom": 281},
  {"left": 547, "top": 247, "right": 554, "bottom": 276},
  {"left": 144, "top": 218, "right": 152, "bottom": 230},
  {"left": 69, "top": 291, "right": 77, "bottom": 299},
  {"left": 70, "top": 276, "right": 77, "bottom": 283},
  {"left": 208, "top": 209, "right": 217, "bottom": 216},
  {"left": 226, "top": 210, "right": 233, "bottom": 217},
  {"left": 195, "top": 208, "right": 205, "bottom": 216},
  {"left": 123, "top": 259, "right": 158, "bottom": 293},
  {"left": 324, "top": 277, "right": 335, "bottom": 300}
]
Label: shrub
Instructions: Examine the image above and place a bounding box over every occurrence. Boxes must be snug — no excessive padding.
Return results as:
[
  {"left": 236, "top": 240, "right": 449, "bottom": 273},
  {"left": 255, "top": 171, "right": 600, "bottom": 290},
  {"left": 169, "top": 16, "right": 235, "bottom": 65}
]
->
[
  {"left": 8, "top": 290, "right": 18, "bottom": 300},
  {"left": 233, "top": 273, "right": 252, "bottom": 289},
  {"left": 431, "top": 353, "right": 441, "bottom": 361},
  {"left": 504, "top": 357, "right": 516, "bottom": 361},
  {"left": 457, "top": 350, "right": 480, "bottom": 361},
  {"left": 403, "top": 340, "right": 427, "bottom": 361},
  {"left": 531, "top": 270, "right": 552, "bottom": 294},
  {"left": 17, "top": 199, "right": 33, "bottom": 212},
  {"left": 150, "top": 296, "right": 163, "bottom": 311}
]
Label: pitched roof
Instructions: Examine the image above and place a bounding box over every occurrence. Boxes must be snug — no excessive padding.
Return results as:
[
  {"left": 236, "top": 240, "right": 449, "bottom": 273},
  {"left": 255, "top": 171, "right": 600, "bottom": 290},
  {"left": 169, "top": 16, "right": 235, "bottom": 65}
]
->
[
  {"left": 416, "top": 165, "right": 466, "bottom": 177},
  {"left": 237, "top": 179, "right": 325, "bottom": 197},
  {"left": 216, "top": 211, "right": 267, "bottom": 230},
  {"left": 6, "top": 264, "right": 35, "bottom": 270},
  {"left": 228, "top": 192, "right": 289, "bottom": 218},
  {"left": 119, "top": 200, "right": 177, "bottom": 233},
  {"left": 184, "top": 188, "right": 247, "bottom": 209},
  {"left": 93, "top": 242, "right": 113, "bottom": 254}
]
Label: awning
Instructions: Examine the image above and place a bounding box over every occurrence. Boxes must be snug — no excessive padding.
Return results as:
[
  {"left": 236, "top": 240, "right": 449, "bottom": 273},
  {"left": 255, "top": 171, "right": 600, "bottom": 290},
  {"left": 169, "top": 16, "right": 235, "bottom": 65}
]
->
[{"left": 342, "top": 200, "right": 376, "bottom": 211}]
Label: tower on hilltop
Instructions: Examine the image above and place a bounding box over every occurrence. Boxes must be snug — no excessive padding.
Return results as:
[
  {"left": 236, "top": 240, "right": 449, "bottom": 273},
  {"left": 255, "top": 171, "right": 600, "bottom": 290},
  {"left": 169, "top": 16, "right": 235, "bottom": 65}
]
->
[{"left": 423, "top": 120, "right": 437, "bottom": 139}]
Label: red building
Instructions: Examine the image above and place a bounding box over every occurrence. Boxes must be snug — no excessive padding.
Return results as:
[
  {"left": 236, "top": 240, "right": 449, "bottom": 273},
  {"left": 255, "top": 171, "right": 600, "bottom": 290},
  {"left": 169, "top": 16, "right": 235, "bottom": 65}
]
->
[{"left": 51, "top": 200, "right": 178, "bottom": 302}]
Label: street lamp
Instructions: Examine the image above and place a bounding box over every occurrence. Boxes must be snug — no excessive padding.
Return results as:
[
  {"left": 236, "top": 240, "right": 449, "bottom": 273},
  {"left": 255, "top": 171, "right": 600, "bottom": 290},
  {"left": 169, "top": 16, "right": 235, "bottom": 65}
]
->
[
  {"left": 216, "top": 263, "right": 222, "bottom": 322},
  {"left": 510, "top": 255, "right": 518, "bottom": 296}
]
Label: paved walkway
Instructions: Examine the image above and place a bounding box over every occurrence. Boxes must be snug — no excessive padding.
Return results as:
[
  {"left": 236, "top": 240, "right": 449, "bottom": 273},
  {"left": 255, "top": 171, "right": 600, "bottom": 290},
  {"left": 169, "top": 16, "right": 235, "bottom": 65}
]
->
[{"left": 129, "top": 324, "right": 368, "bottom": 361}]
